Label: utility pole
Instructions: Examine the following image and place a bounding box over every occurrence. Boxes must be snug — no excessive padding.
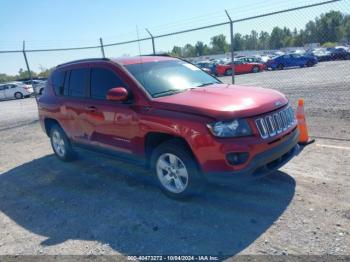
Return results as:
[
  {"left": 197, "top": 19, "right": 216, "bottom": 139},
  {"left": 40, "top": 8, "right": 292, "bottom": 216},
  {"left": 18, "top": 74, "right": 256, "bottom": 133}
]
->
[
  {"left": 146, "top": 28, "right": 156, "bottom": 55},
  {"left": 22, "top": 41, "right": 37, "bottom": 100},
  {"left": 225, "top": 10, "right": 235, "bottom": 84},
  {"left": 100, "top": 37, "right": 105, "bottom": 58}
]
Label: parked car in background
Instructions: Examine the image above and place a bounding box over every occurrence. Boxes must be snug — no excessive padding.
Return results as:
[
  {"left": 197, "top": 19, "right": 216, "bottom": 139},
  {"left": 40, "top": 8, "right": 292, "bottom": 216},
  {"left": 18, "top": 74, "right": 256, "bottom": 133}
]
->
[
  {"left": 260, "top": 55, "right": 274, "bottom": 63},
  {"left": 195, "top": 61, "right": 215, "bottom": 75},
  {"left": 23, "top": 79, "right": 47, "bottom": 95},
  {"left": 0, "top": 82, "right": 33, "bottom": 99},
  {"left": 309, "top": 48, "right": 332, "bottom": 62},
  {"left": 328, "top": 47, "right": 350, "bottom": 60},
  {"left": 266, "top": 53, "right": 318, "bottom": 70},
  {"left": 216, "top": 60, "right": 265, "bottom": 76},
  {"left": 237, "top": 56, "right": 263, "bottom": 63}
]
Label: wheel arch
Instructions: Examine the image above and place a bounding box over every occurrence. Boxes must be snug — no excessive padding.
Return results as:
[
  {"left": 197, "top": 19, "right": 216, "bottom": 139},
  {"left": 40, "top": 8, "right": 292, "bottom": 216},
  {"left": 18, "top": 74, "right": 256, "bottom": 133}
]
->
[
  {"left": 43, "top": 118, "right": 61, "bottom": 137},
  {"left": 144, "top": 132, "right": 200, "bottom": 170}
]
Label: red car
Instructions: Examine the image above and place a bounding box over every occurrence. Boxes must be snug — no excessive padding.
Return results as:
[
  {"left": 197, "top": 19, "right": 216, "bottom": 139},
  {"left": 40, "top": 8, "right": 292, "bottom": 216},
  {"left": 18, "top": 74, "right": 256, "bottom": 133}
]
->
[
  {"left": 38, "top": 56, "right": 299, "bottom": 199},
  {"left": 216, "top": 60, "right": 265, "bottom": 76}
]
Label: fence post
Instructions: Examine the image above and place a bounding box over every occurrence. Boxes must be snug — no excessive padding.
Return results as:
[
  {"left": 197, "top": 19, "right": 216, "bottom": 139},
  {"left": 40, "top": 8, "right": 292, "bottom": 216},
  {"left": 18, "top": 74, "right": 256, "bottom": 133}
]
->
[
  {"left": 100, "top": 37, "right": 106, "bottom": 58},
  {"left": 22, "top": 41, "right": 37, "bottom": 100},
  {"left": 225, "top": 10, "right": 235, "bottom": 84},
  {"left": 145, "top": 29, "right": 156, "bottom": 55}
]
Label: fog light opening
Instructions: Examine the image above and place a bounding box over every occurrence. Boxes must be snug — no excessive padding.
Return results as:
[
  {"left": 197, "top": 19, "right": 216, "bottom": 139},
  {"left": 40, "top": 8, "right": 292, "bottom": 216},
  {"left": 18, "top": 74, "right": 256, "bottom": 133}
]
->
[{"left": 226, "top": 152, "right": 249, "bottom": 166}]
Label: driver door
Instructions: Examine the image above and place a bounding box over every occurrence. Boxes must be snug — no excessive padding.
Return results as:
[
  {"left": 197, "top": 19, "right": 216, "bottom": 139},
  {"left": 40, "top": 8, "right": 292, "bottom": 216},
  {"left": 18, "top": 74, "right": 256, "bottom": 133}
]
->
[
  {"left": 83, "top": 65, "right": 139, "bottom": 155},
  {"left": 0, "top": 85, "right": 6, "bottom": 99}
]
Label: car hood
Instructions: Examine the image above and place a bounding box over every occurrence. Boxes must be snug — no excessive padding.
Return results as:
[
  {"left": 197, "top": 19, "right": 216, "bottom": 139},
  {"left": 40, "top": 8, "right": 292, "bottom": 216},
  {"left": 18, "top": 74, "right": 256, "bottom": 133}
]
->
[{"left": 152, "top": 84, "right": 288, "bottom": 120}]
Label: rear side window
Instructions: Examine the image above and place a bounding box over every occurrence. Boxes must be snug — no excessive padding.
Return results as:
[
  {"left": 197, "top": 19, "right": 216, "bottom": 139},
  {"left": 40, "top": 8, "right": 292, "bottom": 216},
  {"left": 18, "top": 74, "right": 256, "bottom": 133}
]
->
[
  {"left": 69, "top": 68, "right": 88, "bottom": 98},
  {"left": 90, "top": 67, "right": 126, "bottom": 100},
  {"left": 51, "top": 70, "right": 65, "bottom": 95}
]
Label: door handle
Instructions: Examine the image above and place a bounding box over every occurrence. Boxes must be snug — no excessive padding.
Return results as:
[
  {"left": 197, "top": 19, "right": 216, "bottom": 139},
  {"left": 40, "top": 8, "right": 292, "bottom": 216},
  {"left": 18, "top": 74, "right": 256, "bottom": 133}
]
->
[{"left": 86, "top": 106, "right": 97, "bottom": 112}]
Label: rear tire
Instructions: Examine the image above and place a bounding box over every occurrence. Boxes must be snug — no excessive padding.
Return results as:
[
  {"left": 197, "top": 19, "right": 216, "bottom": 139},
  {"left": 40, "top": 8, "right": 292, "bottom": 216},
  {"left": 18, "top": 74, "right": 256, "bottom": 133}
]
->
[
  {"left": 49, "top": 124, "right": 75, "bottom": 162},
  {"left": 306, "top": 61, "right": 313, "bottom": 67},
  {"left": 14, "top": 92, "right": 23, "bottom": 99},
  {"left": 251, "top": 66, "right": 260, "bottom": 73},
  {"left": 225, "top": 69, "right": 233, "bottom": 76},
  {"left": 150, "top": 140, "right": 204, "bottom": 200},
  {"left": 277, "top": 64, "right": 284, "bottom": 70}
]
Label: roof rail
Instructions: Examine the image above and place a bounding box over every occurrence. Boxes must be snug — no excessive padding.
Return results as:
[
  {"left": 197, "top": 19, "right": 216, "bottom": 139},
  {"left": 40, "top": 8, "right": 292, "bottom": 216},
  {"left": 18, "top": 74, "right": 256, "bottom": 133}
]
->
[
  {"left": 142, "top": 53, "right": 171, "bottom": 57},
  {"left": 57, "top": 58, "right": 110, "bottom": 67}
]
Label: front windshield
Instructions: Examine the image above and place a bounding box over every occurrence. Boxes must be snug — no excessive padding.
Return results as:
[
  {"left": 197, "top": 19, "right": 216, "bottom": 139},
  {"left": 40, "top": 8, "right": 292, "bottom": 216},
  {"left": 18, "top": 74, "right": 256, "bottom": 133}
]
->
[{"left": 125, "top": 60, "right": 220, "bottom": 97}]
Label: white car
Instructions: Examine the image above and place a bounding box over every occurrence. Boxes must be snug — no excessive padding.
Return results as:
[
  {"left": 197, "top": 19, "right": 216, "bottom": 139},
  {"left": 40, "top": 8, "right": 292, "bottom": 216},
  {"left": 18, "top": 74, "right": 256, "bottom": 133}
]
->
[
  {"left": 0, "top": 82, "right": 34, "bottom": 99},
  {"left": 23, "top": 80, "right": 46, "bottom": 95}
]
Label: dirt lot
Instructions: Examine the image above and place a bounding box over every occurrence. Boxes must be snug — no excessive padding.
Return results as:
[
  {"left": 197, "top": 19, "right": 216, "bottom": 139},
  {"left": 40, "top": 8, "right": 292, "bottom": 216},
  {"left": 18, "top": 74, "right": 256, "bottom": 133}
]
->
[{"left": 0, "top": 61, "right": 349, "bottom": 258}]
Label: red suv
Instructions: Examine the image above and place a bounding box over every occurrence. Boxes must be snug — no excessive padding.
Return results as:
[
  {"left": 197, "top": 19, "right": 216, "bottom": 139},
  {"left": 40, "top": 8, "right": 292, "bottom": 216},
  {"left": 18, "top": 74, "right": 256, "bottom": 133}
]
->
[{"left": 38, "top": 56, "right": 299, "bottom": 199}]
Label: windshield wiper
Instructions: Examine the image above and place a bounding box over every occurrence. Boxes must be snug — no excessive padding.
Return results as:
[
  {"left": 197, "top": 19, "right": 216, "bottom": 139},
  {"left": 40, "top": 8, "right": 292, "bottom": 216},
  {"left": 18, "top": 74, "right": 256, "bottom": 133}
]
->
[
  {"left": 196, "top": 82, "right": 217, "bottom": 87},
  {"left": 152, "top": 89, "right": 186, "bottom": 98}
]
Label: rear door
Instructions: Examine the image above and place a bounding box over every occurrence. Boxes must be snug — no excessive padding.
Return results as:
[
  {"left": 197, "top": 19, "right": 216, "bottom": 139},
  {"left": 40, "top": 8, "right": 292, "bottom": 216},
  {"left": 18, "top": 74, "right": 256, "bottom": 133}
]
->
[
  {"left": 234, "top": 60, "right": 245, "bottom": 73},
  {"left": 61, "top": 68, "right": 90, "bottom": 143}
]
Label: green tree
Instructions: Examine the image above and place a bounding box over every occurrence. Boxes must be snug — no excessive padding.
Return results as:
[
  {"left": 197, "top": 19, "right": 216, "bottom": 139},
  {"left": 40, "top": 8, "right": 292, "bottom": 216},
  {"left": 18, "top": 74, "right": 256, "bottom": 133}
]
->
[
  {"left": 171, "top": 46, "right": 182, "bottom": 57},
  {"left": 258, "top": 31, "right": 270, "bottom": 50},
  {"left": 233, "top": 33, "right": 244, "bottom": 51},
  {"left": 17, "top": 68, "right": 37, "bottom": 80},
  {"left": 245, "top": 30, "right": 259, "bottom": 50},
  {"left": 182, "top": 44, "right": 196, "bottom": 57},
  {"left": 210, "top": 34, "right": 229, "bottom": 54},
  {"left": 194, "top": 41, "right": 205, "bottom": 56},
  {"left": 269, "top": 27, "right": 284, "bottom": 49},
  {"left": 316, "top": 11, "right": 344, "bottom": 43}
]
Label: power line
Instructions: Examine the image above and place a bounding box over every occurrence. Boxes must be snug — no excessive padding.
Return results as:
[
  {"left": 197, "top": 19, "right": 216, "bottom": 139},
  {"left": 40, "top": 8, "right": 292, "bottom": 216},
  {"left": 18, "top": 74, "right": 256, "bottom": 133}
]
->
[{"left": 0, "top": 0, "right": 342, "bottom": 54}]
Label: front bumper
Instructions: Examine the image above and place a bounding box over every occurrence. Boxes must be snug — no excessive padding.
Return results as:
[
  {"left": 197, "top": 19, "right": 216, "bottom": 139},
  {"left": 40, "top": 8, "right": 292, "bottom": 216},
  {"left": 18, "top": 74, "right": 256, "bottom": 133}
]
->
[{"left": 204, "top": 128, "right": 299, "bottom": 185}]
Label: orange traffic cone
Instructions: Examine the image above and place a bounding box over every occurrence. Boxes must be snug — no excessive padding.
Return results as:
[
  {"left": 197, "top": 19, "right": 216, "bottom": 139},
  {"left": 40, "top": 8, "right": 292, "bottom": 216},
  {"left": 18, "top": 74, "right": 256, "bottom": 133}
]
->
[{"left": 296, "top": 99, "right": 315, "bottom": 145}]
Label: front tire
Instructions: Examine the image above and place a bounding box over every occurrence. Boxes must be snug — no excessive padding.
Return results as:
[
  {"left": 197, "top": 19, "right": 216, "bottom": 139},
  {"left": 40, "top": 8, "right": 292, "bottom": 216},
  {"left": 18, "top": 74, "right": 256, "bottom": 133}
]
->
[
  {"left": 151, "top": 140, "right": 203, "bottom": 200},
  {"left": 277, "top": 64, "right": 284, "bottom": 70},
  {"left": 50, "top": 124, "right": 75, "bottom": 161}
]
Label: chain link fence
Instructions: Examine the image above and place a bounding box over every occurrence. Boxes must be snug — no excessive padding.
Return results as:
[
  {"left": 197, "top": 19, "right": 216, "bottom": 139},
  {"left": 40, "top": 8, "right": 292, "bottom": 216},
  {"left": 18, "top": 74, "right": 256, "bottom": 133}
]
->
[{"left": 0, "top": 0, "right": 349, "bottom": 139}]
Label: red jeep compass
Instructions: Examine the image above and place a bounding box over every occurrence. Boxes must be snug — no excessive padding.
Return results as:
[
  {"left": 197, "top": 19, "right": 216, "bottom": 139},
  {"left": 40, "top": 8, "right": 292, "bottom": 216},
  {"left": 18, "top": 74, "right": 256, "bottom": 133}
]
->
[{"left": 38, "top": 56, "right": 299, "bottom": 199}]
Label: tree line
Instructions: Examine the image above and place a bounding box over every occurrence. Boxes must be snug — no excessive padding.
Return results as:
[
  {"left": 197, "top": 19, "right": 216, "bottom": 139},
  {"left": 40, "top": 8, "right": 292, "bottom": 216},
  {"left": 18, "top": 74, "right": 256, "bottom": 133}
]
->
[
  {"left": 0, "top": 67, "right": 52, "bottom": 83},
  {"left": 170, "top": 11, "right": 350, "bottom": 57}
]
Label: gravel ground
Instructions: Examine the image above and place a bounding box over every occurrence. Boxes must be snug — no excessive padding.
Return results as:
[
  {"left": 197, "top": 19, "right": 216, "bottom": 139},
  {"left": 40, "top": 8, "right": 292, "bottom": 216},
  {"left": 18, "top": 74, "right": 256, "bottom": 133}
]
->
[
  {"left": 0, "top": 123, "right": 349, "bottom": 257},
  {"left": 0, "top": 60, "right": 349, "bottom": 258}
]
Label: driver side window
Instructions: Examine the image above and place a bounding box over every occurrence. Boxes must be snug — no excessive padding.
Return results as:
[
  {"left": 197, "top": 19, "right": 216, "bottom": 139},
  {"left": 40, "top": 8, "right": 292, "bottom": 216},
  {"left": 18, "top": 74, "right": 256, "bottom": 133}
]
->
[{"left": 90, "top": 67, "right": 127, "bottom": 100}]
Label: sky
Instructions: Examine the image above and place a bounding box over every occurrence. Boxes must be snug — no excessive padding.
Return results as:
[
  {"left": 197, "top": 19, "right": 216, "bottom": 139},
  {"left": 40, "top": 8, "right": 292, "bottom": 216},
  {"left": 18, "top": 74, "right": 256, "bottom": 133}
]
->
[{"left": 0, "top": 0, "right": 349, "bottom": 75}]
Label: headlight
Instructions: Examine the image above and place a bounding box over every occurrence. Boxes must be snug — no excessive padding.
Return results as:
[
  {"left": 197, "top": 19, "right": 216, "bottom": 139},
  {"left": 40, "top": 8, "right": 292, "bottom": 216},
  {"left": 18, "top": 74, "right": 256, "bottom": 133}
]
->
[{"left": 207, "top": 119, "right": 252, "bottom": 138}]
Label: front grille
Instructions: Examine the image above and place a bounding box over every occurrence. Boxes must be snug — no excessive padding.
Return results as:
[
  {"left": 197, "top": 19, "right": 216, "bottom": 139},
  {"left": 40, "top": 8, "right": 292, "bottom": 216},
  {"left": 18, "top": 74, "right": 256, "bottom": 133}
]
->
[{"left": 255, "top": 106, "right": 296, "bottom": 139}]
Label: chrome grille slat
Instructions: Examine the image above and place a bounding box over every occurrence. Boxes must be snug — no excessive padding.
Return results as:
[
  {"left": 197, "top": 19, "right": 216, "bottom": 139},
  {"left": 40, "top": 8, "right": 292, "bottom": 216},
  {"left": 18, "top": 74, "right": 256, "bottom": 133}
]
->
[{"left": 255, "top": 106, "right": 296, "bottom": 139}]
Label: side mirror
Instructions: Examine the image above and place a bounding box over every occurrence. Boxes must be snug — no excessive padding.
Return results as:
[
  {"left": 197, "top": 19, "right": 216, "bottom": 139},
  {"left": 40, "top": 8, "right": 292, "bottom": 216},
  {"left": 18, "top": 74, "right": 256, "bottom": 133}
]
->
[{"left": 106, "top": 87, "right": 128, "bottom": 102}]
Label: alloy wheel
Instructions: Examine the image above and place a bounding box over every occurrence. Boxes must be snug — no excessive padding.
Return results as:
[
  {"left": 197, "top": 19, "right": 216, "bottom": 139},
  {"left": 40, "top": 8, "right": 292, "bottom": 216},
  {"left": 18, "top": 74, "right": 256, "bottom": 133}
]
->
[{"left": 156, "top": 153, "right": 189, "bottom": 194}]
